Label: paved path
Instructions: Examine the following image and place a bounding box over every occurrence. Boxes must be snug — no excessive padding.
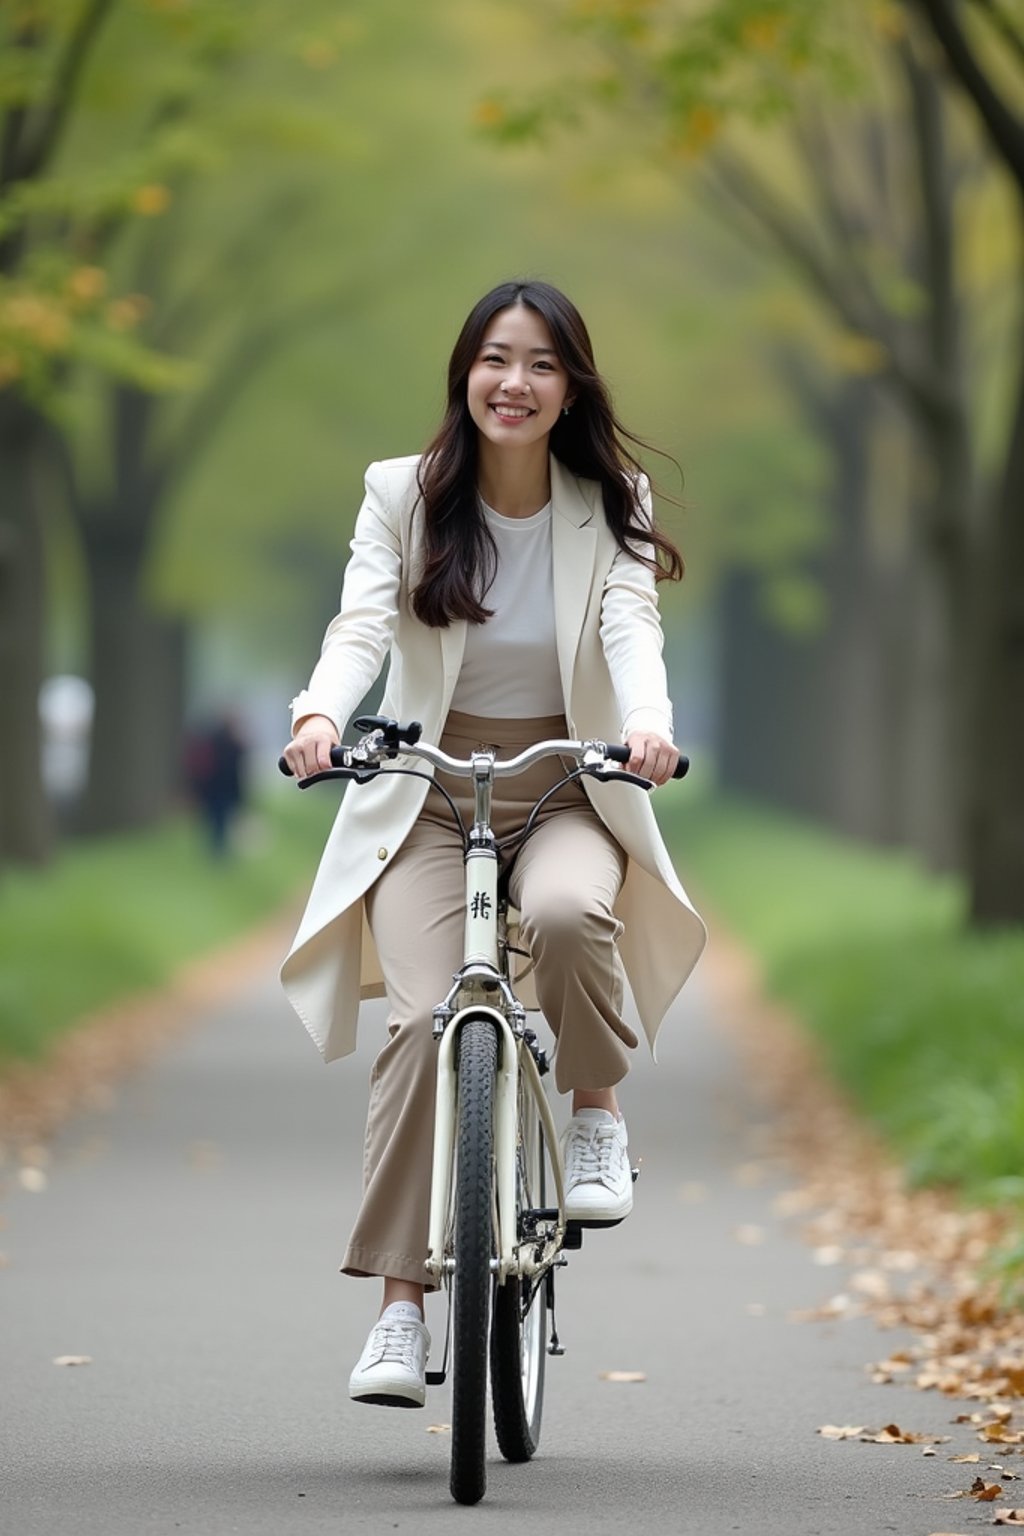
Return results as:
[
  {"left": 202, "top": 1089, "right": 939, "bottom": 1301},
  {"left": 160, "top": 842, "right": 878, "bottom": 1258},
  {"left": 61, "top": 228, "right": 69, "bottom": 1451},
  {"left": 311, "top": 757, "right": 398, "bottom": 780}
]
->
[{"left": 2, "top": 948, "right": 979, "bottom": 1534}]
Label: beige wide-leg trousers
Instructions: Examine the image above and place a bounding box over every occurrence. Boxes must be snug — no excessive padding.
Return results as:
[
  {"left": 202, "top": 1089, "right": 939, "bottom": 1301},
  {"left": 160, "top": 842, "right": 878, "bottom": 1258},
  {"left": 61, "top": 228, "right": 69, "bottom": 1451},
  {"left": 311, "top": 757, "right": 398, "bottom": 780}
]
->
[{"left": 343, "top": 711, "right": 635, "bottom": 1286}]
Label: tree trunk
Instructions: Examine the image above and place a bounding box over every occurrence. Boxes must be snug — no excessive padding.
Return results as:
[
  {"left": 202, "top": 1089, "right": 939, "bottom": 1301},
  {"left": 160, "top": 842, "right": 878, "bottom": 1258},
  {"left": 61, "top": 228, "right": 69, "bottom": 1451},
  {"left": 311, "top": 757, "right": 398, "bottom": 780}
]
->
[
  {"left": 967, "top": 330, "right": 1024, "bottom": 922},
  {"left": 0, "top": 393, "right": 53, "bottom": 865},
  {"left": 74, "top": 383, "right": 189, "bottom": 833},
  {"left": 79, "top": 528, "right": 187, "bottom": 833}
]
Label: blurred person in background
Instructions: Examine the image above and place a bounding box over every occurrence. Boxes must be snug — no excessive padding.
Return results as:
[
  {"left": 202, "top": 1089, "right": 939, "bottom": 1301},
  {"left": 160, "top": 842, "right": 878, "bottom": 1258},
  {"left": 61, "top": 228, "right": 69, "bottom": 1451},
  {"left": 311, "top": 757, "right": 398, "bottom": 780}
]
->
[
  {"left": 184, "top": 710, "right": 248, "bottom": 859},
  {"left": 280, "top": 279, "right": 706, "bottom": 1408}
]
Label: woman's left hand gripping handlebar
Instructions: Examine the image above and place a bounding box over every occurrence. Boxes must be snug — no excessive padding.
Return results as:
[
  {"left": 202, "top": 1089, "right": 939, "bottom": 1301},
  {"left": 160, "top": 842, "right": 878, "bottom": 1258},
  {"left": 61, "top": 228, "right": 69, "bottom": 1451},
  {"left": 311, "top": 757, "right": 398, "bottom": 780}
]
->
[
  {"left": 282, "top": 715, "right": 341, "bottom": 780},
  {"left": 624, "top": 731, "right": 680, "bottom": 787}
]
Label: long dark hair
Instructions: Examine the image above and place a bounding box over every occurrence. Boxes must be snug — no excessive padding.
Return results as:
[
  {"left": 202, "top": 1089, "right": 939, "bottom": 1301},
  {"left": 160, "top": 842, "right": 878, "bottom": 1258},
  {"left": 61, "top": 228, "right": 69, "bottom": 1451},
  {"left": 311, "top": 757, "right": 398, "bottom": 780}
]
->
[{"left": 412, "top": 279, "right": 684, "bottom": 627}]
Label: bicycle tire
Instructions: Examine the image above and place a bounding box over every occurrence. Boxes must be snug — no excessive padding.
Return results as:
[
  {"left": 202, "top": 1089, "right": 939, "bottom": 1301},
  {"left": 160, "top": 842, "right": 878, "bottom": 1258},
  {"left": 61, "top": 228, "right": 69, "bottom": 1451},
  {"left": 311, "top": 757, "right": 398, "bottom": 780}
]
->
[
  {"left": 449, "top": 1015, "right": 498, "bottom": 1507},
  {"left": 490, "top": 1072, "right": 548, "bottom": 1461}
]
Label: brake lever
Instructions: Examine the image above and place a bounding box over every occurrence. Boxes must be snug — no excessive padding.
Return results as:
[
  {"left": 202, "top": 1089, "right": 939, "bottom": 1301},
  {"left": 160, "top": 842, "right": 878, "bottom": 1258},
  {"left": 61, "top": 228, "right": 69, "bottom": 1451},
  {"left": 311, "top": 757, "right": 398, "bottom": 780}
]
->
[
  {"left": 296, "top": 766, "right": 381, "bottom": 789},
  {"left": 586, "top": 768, "right": 655, "bottom": 789}
]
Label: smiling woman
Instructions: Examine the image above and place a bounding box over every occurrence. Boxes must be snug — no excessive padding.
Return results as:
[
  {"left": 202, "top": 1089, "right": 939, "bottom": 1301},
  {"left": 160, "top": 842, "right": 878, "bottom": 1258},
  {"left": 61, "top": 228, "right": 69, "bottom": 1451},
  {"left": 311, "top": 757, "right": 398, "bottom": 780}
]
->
[{"left": 278, "top": 277, "right": 706, "bottom": 1414}]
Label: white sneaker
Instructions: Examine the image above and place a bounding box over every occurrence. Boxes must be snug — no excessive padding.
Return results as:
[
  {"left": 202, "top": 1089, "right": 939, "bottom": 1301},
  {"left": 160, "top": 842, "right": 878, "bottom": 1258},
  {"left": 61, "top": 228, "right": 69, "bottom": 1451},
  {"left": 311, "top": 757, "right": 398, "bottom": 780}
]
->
[
  {"left": 561, "top": 1108, "right": 634, "bottom": 1226},
  {"left": 349, "top": 1303, "right": 430, "bottom": 1408}
]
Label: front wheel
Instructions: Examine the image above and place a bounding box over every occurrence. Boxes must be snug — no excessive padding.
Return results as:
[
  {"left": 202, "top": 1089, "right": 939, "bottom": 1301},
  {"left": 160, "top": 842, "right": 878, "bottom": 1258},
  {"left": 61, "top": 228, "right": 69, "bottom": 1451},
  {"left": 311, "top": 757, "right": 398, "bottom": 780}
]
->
[
  {"left": 449, "top": 1016, "right": 498, "bottom": 1507},
  {"left": 490, "top": 1071, "right": 548, "bottom": 1460}
]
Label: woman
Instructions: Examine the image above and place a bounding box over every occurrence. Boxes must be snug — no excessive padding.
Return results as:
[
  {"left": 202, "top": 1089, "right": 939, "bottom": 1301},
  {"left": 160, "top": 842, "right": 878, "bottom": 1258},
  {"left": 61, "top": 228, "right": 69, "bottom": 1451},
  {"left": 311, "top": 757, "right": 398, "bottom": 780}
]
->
[{"left": 280, "top": 279, "right": 706, "bottom": 1408}]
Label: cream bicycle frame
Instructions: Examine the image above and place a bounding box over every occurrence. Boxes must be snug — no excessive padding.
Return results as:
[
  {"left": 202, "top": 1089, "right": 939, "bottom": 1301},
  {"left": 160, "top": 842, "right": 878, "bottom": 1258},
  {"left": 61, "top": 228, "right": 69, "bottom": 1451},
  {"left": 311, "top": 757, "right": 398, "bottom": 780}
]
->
[{"left": 420, "top": 746, "right": 583, "bottom": 1290}]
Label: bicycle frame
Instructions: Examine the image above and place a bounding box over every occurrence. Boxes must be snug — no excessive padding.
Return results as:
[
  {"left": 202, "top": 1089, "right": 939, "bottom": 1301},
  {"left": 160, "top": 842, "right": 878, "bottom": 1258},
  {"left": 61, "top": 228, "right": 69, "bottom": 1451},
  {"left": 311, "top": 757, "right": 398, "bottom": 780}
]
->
[{"left": 423, "top": 746, "right": 568, "bottom": 1288}]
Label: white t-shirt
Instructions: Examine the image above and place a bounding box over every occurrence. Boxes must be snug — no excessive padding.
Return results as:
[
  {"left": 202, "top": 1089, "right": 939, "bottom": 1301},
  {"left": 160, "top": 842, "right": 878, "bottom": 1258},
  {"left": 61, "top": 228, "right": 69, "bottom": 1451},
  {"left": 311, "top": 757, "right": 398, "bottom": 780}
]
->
[{"left": 449, "top": 500, "right": 563, "bottom": 718}]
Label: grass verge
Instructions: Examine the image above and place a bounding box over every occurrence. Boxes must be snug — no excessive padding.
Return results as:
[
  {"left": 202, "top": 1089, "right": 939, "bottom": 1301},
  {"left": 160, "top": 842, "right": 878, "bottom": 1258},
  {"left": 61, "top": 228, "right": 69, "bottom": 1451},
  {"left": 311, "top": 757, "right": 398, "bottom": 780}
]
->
[
  {"left": 662, "top": 792, "right": 1024, "bottom": 1227},
  {"left": 0, "top": 789, "right": 329, "bottom": 1069}
]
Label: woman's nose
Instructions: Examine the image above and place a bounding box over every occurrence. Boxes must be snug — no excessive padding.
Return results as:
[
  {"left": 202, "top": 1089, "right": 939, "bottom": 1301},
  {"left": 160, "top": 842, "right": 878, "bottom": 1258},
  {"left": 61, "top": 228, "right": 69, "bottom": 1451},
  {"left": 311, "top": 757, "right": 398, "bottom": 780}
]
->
[{"left": 502, "top": 366, "right": 529, "bottom": 393}]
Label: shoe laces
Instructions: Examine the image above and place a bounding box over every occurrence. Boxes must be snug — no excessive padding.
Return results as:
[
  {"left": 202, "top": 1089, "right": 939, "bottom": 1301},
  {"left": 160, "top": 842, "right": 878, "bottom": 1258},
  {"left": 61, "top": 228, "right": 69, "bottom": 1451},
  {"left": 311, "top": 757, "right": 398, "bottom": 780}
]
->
[
  {"left": 367, "top": 1319, "right": 421, "bottom": 1371},
  {"left": 565, "top": 1120, "right": 622, "bottom": 1188}
]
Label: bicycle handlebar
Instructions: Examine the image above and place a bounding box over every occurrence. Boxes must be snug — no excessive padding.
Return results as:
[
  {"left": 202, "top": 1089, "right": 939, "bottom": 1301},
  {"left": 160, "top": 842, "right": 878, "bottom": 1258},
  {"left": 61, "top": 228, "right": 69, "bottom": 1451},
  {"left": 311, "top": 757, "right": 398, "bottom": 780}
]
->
[{"left": 279, "top": 718, "right": 689, "bottom": 786}]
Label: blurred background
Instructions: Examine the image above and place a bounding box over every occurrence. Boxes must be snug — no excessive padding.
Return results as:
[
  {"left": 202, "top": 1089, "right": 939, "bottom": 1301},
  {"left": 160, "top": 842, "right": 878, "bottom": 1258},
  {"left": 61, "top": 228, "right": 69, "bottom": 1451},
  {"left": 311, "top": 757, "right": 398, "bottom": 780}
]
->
[{"left": 1, "top": 1, "right": 1022, "bottom": 1226}]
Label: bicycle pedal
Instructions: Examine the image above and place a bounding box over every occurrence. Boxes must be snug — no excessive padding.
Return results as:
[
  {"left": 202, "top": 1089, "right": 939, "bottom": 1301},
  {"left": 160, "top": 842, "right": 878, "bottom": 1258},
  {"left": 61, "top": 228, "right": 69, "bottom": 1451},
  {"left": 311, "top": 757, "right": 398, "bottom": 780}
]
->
[
  {"left": 562, "top": 1221, "right": 584, "bottom": 1250},
  {"left": 547, "top": 1340, "right": 566, "bottom": 1357},
  {"left": 425, "top": 1370, "right": 446, "bottom": 1386}
]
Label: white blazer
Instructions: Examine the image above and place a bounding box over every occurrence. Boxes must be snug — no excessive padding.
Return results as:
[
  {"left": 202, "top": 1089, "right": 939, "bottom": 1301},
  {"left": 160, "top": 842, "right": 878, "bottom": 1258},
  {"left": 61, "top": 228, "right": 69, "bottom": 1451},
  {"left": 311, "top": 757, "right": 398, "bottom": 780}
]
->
[{"left": 281, "top": 455, "right": 706, "bottom": 1063}]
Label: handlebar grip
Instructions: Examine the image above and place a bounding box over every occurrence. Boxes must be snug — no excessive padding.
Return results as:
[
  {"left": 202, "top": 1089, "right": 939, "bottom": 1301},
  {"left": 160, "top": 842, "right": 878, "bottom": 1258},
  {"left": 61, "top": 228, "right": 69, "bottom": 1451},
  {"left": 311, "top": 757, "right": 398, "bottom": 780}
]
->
[
  {"left": 278, "top": 755, "right": 293, "bottom": 777},
  {"left": 607, "top": 743, "right": 689, "bottom": 779}
]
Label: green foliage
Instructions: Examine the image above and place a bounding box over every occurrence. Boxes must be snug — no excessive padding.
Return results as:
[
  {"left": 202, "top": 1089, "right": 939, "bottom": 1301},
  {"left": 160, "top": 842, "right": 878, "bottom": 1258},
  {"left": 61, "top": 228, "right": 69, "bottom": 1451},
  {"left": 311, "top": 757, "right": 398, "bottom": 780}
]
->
[
  {"left": 662, "top": 792, "right": 1024, "bottom": 1216},
  {"left": 0, "top": 0, "right": 353, "bottom": 404},
  {"left": 0, "top": 788, "right": 327, "bottom": 1067}
]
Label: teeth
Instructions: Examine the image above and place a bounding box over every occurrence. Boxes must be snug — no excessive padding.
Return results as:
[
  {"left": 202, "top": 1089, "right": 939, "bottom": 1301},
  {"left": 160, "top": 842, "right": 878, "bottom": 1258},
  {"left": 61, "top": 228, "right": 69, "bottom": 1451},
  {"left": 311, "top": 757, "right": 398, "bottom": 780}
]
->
[{"left": 493, "top": 406, "right": 531, "bottom": 417}]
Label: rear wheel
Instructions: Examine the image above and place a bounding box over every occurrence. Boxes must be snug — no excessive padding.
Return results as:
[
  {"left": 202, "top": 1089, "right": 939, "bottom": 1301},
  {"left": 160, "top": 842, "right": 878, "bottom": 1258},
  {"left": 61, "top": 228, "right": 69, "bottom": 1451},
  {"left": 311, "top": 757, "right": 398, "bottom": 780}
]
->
[
  {"left": 490, "top": 1072, "right": 548, "bottom": 1460},
  {"left": 449, "top": 1016, "right": 498, "bottom": 1507}
]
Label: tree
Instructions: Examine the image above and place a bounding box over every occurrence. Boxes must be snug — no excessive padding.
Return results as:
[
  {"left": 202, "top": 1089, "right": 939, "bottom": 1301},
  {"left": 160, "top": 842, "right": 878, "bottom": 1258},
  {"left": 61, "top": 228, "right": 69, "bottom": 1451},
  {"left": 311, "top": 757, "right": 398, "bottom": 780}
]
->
[
  {"left": 483, "top": 0, "right": 1024, "bottom": 919},
  {"left": 909, "top": 0, "right": 1024, "bottom": 918},
  {"left": 1, "top": 2, "right": 356, "bottom": 844}
]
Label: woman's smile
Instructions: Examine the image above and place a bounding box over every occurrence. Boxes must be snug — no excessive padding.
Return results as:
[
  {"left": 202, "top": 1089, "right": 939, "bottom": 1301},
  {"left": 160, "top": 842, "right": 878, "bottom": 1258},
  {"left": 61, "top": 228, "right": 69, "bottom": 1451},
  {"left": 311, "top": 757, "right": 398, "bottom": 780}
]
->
[
  {"left": 467, "top": 303, "right": 572, "bottom": 448},
  {"left": 489, "top": 402, "right": 536, "bottom": 423}
]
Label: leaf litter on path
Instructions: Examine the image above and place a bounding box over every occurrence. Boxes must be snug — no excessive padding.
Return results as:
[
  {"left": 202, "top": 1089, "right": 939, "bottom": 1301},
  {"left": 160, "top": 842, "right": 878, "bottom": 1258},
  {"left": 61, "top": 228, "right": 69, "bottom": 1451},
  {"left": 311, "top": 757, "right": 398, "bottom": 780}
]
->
[{"left": 706, "top": 929, "right": 1024, "bottom": 1500}]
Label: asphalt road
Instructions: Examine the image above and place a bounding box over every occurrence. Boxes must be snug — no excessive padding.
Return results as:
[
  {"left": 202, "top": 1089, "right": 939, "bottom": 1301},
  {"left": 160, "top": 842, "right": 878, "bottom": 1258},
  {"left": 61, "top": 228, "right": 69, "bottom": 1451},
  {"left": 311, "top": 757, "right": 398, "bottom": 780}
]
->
[{"left": 2, "top": 942, "right": 983, "bottom": 1534}]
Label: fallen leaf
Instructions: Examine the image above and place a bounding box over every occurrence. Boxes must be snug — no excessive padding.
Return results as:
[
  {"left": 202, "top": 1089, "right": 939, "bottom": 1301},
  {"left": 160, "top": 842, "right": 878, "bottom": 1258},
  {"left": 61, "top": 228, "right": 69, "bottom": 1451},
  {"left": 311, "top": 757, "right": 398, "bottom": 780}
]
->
[
  {"left": 818, "top": 1424, "right": 867, "bottom": 1440},
  {"left": 984, "top": 1427, "right": 1024, "bottom": 1445},
  {"left": 677, "top": 1181, "right": 706, "bottom": 1203},
  {"left": 599, "top": 1371, "right": 646, "bottom": 1383},
  {"left": 861, "top": 1424, "right": 947, "bottom": 1445},
  {"left": 993, "top": 1510, "right": 1024, "bottom": 1526},
  {"left": 18, "top": 1167, "right": 47, "bottom": 1193},
  {"left": 734, "top": 1224, "right": 766, "bottom": 1246},
  {"left": 773, "top": 1187, "right": 815, "bottom": 1216},
  {"left": 813, "top": 1244, "right": 845, "bottom": 1266},
  {"left": 187, "top": 1140, "right": 221, "bottom": 1169},
  {"left": 851, "top": 1269, "right": 890, "bottom": 1300},
  {"left": 425, "top": 1423, "right": 450, "bottom": 1434},
  {"left": 950, "top": 1454, "right": 982, "bottom": 1463},
  {"left": 52, "top": 1355, "right": 92, "bottom": 1367},
  {"left": 971, "top": 1478, "right": 1004, "bottom": 1502}
]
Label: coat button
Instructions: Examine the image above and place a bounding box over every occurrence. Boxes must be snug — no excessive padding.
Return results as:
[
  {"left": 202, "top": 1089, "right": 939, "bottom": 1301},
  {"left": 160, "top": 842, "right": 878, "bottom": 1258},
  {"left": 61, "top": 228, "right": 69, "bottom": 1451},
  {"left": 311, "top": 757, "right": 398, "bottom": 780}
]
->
[{"left": 377, "top": 847, "right": 388, "bottom": 860}]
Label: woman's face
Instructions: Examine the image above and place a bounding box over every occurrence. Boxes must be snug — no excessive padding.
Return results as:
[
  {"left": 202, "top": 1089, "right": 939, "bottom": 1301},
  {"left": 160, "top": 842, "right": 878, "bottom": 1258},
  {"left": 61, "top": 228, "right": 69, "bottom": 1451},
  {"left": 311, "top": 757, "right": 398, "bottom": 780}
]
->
[{"left": 466, "top": 304, "right": 573, "bottom": 450}]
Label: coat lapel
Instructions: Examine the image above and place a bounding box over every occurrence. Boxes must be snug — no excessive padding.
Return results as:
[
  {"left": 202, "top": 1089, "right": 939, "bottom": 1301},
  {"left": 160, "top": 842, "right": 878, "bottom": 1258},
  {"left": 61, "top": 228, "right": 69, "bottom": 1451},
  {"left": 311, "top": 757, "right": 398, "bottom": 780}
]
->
[{"left": 550, "top": 455, "right": 598, "bottom": 712}]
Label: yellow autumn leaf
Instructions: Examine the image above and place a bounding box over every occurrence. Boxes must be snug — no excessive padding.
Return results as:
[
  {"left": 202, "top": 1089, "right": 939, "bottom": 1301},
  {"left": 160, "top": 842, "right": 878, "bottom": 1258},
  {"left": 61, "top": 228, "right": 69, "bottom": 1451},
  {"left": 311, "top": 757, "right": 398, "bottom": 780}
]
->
[{"left": 132, "top": 184, "right": 171, "bottom": 217}]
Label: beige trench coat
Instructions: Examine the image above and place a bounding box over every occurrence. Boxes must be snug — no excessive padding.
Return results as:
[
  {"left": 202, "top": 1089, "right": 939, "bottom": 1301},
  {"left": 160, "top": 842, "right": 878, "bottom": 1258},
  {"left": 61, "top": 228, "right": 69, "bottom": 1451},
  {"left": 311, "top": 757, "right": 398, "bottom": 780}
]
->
[{"left": 280, "top": 455, "right": 707, "bottom": 1064}]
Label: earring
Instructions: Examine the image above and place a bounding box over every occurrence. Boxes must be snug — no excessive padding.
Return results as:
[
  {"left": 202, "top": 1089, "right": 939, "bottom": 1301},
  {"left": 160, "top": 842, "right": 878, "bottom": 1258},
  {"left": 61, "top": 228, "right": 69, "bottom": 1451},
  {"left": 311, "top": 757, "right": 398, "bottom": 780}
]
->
[{"left": 562, "top": 405, "right": 571, "bottom": 417}]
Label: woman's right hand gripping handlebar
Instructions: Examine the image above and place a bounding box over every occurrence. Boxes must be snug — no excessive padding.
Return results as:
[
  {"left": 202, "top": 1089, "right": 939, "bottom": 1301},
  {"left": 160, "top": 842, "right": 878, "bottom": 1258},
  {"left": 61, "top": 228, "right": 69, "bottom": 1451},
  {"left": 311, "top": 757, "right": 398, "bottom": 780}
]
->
[{"left": 282, "top": 714, "right": 341, "bottom": 780}]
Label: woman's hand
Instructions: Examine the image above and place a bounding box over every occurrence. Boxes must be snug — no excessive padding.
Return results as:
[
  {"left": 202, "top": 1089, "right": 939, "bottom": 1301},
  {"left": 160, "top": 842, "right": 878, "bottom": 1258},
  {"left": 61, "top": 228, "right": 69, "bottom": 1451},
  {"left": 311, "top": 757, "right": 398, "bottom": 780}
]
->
[
  {"left": 282, "top": 715, "right": 340, "bottom": 779},
  {"left": 624, "top": 731, "right": 680, "bottom": 787}
]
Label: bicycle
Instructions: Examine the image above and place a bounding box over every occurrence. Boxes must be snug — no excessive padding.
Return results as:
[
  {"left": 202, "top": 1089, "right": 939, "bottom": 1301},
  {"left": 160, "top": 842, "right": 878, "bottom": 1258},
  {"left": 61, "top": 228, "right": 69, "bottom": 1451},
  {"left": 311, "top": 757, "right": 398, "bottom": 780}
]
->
[{"left": 283, "top": 714, "right": 687, "bottom": 1505}]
